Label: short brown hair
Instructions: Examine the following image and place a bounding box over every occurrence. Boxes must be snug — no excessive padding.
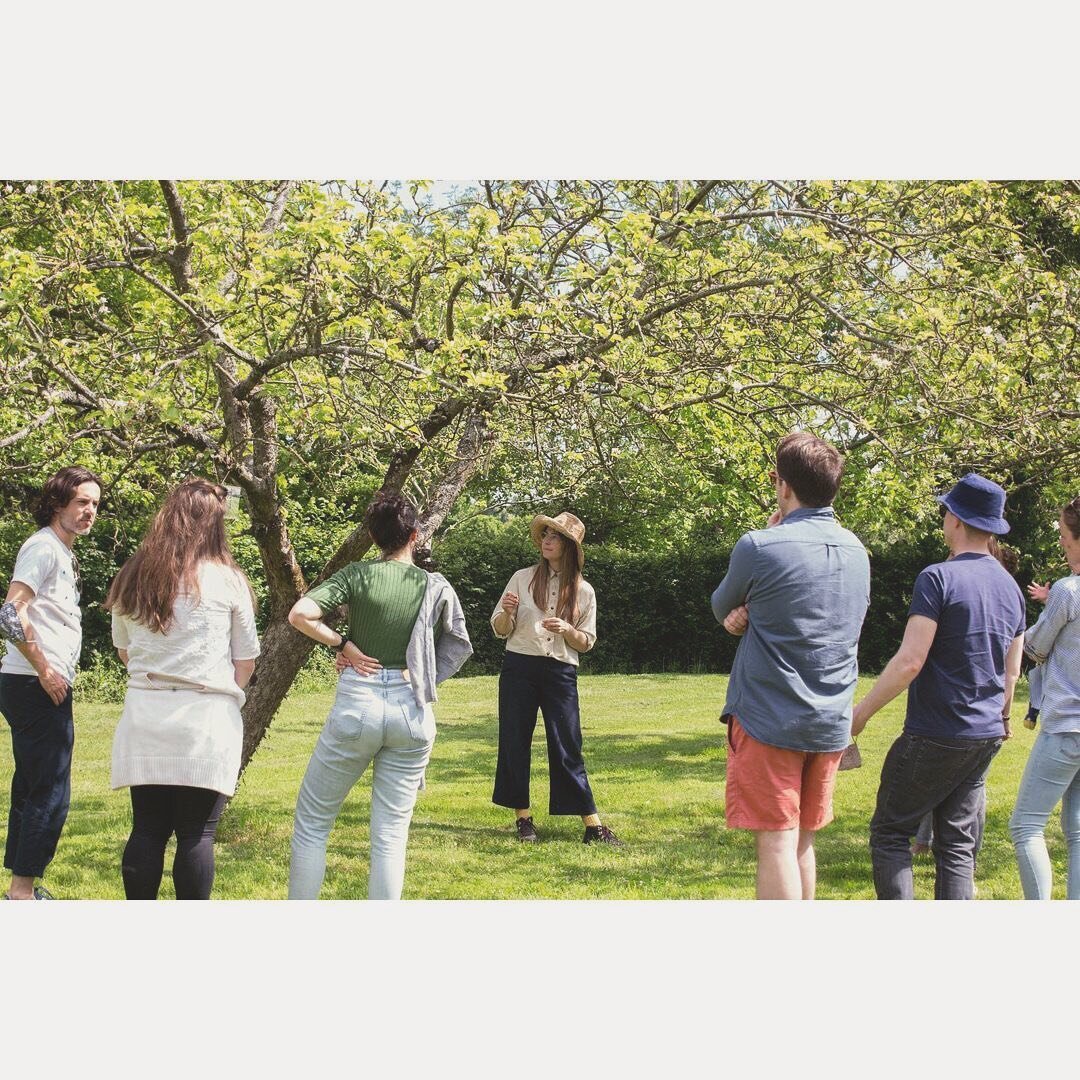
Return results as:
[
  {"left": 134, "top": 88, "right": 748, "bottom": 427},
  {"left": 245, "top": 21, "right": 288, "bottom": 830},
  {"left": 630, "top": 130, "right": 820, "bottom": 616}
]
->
[
  {"left": 34, "top": 465, "right": 103, "bottom": 528},
  {"left": 775, "top": 433, "right": 844, "bottom": 507}
]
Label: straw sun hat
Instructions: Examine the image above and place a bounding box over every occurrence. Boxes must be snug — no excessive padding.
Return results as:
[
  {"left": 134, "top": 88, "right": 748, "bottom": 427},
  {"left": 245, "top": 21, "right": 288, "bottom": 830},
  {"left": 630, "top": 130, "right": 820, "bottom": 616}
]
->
[{"left": 530, "top": 512, "right": 586, "bottom": 566}]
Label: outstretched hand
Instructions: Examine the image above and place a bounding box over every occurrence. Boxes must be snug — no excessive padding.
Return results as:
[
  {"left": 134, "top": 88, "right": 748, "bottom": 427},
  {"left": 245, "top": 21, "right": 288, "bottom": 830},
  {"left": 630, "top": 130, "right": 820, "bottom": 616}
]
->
[{"left": 1027, "top": 582, "right": 1050, "bottom": 604}]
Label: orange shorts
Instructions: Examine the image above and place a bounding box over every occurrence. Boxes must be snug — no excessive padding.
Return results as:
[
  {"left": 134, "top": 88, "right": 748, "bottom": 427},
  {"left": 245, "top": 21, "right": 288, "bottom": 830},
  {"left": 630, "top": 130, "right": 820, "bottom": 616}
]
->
[{"left": 724, "top": 715, "right": 844, "bottom": 832}]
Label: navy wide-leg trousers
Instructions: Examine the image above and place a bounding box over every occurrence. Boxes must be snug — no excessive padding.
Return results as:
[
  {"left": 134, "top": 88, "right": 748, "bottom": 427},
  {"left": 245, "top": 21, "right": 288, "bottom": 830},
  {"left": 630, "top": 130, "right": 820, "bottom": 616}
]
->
[{"left": 493, "top": 651, "right": 597, "bottom": 816}]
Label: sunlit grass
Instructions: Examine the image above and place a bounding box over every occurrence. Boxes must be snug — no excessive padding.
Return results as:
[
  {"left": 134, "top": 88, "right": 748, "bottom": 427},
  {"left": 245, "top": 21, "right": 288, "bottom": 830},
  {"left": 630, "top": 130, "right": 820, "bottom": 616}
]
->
[{"left": 2, "top": 674, "right": 1056, "bottom": 899}]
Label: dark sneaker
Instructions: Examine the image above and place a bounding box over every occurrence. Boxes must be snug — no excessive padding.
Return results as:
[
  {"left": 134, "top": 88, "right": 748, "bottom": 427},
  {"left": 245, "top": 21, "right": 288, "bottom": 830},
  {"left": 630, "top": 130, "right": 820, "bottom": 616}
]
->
[
  {"left": 33, "top": 886, "right": 55, "bottom": 900},
  {"left": 515, "top": 817, "right": 539, "bottom": 843},
  {"left": 583, "top": 824, "right": 624, "bottom": 847}
]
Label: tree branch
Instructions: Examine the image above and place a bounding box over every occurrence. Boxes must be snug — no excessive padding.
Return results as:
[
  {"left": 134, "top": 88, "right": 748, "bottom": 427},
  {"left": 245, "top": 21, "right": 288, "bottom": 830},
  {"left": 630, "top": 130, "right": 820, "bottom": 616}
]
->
[
  {"left": 158, "top": 180, "right": 194, "bottom": 292},
  {"left": 0, "top": 406, "right": 58, "bottom": 449}
]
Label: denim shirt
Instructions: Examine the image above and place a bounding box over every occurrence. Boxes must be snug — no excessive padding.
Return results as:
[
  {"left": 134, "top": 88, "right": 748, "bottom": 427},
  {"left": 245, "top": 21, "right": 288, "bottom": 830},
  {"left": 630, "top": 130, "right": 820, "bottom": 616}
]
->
[
  {"left": 404, "top": 573, "right": 473, "bottom": 709},
  {"left": 1024, "top": 574, "right": 1080, "bottom": 734},
  {"left": 711, "top": 506, "right": 870, "bottom": 752}
]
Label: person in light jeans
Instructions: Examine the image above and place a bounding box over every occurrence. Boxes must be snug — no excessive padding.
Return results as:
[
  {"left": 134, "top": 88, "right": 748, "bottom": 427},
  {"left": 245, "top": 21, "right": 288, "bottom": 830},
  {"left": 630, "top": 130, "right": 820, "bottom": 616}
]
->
[
  {"left": 287, "top": 490, "right": 471, "bottom": 900},
  {"left": 290, "top": 668, "right": 436, "bottom": 900},
  {"left": 1008, "top": 496, "right": 1080, "bottom": 899}
]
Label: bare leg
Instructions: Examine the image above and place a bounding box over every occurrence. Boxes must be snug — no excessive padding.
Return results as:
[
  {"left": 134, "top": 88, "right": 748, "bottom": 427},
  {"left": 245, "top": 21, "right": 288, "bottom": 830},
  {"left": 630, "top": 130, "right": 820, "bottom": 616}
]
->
[
  {"left": 6, "top": 873, "right": 34, "bottom": 900},
  {"left": 797, "top": 830, "right": 817, "bottom": 900},
  {"left": 755, "top": 829, "right": 801, "bottom": 899},
  {"left": 582, "top": 813, "right": 601, "bottom": 827}
]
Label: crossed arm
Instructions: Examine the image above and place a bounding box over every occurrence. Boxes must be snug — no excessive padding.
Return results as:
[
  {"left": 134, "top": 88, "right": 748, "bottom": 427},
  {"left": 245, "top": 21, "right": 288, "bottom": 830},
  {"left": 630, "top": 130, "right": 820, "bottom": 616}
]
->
[{"left": 711, "top": 535, "right": 754, "bottom": 636}]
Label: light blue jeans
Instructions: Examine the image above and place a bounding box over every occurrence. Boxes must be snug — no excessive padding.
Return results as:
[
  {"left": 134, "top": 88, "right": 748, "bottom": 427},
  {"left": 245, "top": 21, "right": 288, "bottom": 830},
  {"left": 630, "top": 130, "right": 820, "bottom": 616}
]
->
[
  {"left": 289, "top": 668, "right": 435, "bottom": 900},
  {"left": 1008, "top": 730, "right": 1080, "bottom": 900}
]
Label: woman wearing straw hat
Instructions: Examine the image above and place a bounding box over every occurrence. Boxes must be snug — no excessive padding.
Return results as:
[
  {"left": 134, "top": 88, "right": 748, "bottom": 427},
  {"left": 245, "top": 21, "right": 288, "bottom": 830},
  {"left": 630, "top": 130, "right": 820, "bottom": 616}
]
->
[{"left": 490, "top": 512, "right": 622, "bottom": 846}]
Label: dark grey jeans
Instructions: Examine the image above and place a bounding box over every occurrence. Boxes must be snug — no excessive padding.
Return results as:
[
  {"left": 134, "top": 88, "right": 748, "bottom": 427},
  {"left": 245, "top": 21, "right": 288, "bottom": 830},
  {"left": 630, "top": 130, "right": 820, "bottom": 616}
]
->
[{"left": 869, "top": 730, "right": 1002, "bottom": 900}]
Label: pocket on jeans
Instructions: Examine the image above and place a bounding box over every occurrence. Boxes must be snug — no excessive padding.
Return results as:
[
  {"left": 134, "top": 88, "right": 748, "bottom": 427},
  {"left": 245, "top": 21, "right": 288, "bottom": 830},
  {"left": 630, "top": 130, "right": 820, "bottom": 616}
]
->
[
  {"left": 918, "top": 736, "right": 975, "bottom": 753},
  {"left": 903, "top": 738, "right": 995, "bottom": 804},
  {"left": 327, "top": 703, "right": 369, "bottom": 740},
  {"left": 400, "top": 700, "right": 435, "bottom": 744},
  {"left": 1, "top": 677, "right": 49, "bottom": 733}
]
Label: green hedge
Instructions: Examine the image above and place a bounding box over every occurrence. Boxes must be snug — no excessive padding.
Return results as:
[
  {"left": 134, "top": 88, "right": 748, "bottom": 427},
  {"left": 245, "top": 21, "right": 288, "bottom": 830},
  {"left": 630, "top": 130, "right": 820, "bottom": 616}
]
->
[
  {"left": 434, "top": 521, "right": 1016, "bottom": 677},
  {"left": 2, "top": 512, "right": 1039, "bottom": 684}
]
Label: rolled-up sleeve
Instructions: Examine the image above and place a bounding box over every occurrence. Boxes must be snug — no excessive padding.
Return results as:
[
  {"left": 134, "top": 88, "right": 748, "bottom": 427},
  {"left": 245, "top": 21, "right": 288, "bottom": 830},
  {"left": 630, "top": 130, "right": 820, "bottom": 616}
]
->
[
  {"left": 711, "top": 535, "right": 756, "bottom": 623},
  {"left": 574, "top": 585, "right": 597, "bottom": 652},
  {"left": 1024, "top": 582, "right": 1074, "bottom": 664},
  {"left": 490, "top": 572, "right": 519, "bottom": 639}
]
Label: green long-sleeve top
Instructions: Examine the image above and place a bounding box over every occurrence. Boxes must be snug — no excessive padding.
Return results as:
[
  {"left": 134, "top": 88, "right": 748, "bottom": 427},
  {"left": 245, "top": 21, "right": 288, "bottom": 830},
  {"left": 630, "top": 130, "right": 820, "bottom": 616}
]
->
[{"left": 303, "top": 559, "right": 429, "bottom": 668}]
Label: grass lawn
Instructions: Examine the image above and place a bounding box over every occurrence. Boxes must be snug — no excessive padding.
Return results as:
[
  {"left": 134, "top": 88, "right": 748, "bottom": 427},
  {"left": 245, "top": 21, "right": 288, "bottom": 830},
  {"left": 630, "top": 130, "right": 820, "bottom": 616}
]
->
[{"left": 1, "top": 673, "right": 1060, "bottom": 899}]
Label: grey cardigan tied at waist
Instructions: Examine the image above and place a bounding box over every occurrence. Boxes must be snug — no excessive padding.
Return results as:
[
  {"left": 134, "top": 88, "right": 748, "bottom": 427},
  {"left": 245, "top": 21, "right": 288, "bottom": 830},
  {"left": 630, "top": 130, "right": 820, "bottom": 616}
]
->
[{"left": 405, "top": 572, "right": 473, "bottom": 708}]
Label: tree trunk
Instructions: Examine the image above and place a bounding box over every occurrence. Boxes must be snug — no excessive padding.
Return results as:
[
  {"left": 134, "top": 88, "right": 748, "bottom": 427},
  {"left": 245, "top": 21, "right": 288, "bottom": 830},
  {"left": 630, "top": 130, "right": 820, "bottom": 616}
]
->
[
  {"left": 237, "top": 409, "right": 495, "bottom": 772},
  {"left": 239, "top": 615, "right": 317, "bottom": 769}
]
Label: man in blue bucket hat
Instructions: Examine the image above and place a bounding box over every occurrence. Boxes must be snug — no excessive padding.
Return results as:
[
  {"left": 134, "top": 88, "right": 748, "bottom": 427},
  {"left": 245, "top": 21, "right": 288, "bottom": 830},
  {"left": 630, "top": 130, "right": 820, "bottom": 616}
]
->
[{"left": 851, "top": 473, "right": 1027, "bottom": 899}]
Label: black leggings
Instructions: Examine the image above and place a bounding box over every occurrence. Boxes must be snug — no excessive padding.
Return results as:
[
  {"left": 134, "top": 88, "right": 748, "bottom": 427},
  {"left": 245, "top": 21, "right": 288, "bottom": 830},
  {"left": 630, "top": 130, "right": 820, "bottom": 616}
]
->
[{"left": 122, "top": 785, "right": 228, "bottom": 900}]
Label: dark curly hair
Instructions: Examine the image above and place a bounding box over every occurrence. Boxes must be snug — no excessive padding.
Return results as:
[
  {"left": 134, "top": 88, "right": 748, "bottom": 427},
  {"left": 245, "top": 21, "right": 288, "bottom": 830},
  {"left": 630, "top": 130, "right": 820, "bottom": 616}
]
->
[
  {"left": 364, "top": 490, "right": 435, "bottom": 571},
  {"left": 34, "top": 465, "right": 104, "bottom": 528}
]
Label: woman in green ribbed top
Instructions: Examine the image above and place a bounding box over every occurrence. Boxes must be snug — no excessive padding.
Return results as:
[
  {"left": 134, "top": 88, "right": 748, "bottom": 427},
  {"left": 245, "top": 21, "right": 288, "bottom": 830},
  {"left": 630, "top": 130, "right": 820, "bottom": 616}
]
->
[{"left": 285, "top": 491, "right": 467, "bottom": 899}]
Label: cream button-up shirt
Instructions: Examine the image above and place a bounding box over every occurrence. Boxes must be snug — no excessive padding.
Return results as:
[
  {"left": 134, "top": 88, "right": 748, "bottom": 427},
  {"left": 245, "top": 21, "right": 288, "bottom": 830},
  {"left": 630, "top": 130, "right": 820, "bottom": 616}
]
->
[{"left": 490, "top": 565, "right": 597, "bottom": 667}]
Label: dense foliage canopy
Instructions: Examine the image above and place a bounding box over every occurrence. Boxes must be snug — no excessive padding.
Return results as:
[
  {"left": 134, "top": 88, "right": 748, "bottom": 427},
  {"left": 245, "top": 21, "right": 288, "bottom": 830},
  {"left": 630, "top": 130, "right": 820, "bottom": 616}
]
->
[{"left": 2, "top": 179, "right": 1077, "bottom": 766}]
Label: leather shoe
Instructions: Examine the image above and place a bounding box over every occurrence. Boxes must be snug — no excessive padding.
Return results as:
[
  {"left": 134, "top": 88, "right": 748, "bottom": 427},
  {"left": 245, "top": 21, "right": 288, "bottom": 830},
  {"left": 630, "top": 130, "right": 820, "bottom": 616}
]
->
[{"left": 583, "top": 824, "right": 624, "bottom": 847}]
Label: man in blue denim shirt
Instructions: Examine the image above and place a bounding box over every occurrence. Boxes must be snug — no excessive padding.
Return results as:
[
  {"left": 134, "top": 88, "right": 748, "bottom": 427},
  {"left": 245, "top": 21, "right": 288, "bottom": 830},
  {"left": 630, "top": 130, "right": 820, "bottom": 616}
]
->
[{"left": 712, "top": 434, "right": 870, "bottom": 899}]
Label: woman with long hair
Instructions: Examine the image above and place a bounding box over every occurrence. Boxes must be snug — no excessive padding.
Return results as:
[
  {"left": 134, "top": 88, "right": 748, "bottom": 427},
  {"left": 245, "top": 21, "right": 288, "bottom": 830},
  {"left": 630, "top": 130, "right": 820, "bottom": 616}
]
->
[
  {"left": 1009, "top": 496, "right": 1080, "bottom": 899},
  {"left": 106, "top": 478, "right": 259, "bottom": 900},
  {"left": 286, "top": 490, "right": 471, "bottom": 899},
  {"left": 490, "top": 512, "right": 622, "bottom": 845}
]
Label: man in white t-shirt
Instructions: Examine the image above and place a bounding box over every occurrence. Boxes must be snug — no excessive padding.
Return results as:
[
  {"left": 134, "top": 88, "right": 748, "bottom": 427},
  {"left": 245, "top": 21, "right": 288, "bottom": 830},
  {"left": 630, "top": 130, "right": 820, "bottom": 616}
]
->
[{"left": 0, "top": 466, "right": 102, "bottom": 900}]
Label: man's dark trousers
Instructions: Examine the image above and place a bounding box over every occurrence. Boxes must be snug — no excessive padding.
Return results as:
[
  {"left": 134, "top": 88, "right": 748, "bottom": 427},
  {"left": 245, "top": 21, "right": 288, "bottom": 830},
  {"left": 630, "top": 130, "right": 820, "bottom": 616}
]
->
[
  {"left": 869, "top": 729, "right": 1002, "bottom": 900},
  {"left": 1, "top": 674, "right": 74, "bottom": 878}
]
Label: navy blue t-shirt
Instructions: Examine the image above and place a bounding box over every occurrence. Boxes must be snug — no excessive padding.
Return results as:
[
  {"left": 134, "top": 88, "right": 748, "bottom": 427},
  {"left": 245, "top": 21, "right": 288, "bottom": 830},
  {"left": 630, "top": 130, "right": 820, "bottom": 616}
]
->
[{"left": 905, "top": 553, "right": 1027, "bottom": 739}]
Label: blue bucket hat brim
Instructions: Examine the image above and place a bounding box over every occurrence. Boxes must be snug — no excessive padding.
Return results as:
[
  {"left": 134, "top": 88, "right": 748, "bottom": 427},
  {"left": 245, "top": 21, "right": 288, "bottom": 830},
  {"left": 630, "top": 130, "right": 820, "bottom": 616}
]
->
[{"left": 935, "top": 492, "right": 1011, "bottom": 535}]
